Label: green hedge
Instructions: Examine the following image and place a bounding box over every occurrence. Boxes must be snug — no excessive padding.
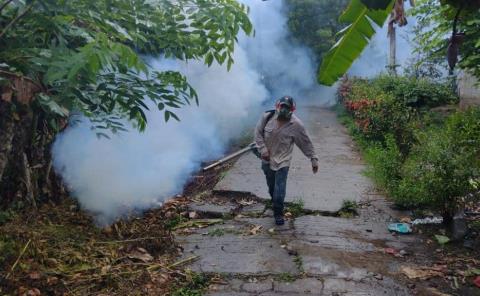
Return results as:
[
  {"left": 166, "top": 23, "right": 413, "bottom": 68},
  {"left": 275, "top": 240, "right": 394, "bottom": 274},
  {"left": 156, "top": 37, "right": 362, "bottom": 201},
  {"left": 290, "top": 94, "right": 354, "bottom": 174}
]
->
[
  {"left": 338, "top": 76, "right": 478, "bottom": 218},
  {"left": 372, "top": 75, "right": 458, "bottom": 108}
]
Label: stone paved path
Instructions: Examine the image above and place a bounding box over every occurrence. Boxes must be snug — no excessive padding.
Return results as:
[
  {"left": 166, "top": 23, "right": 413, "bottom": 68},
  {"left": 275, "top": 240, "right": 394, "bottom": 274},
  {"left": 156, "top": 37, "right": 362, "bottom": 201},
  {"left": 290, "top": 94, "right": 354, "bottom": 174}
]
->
[
  {"left": 176, "top": 107, "right": 421, "bottom": 295},
  {"left": 215, "top": 107, "right": 370, "bottom": 213}
]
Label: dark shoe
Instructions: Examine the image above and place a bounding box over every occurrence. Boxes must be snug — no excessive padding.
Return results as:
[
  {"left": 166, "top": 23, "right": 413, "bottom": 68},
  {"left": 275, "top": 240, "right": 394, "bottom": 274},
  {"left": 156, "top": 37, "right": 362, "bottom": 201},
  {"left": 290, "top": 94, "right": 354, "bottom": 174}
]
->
[{"left": 275, "top": 216, "right": 285, "bottom": 225}]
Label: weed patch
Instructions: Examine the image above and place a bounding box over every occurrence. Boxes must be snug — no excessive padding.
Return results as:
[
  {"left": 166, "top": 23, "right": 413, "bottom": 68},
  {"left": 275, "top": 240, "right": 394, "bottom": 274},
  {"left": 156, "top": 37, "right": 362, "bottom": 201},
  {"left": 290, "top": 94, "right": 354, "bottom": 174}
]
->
[
  {"left": 338, "top": 200, "right": 358, "bottom": 218},
  {"left": 277, "top": 272, "right": 296, "bottom": 282},
  {"left": 286, "top": 199, "right": 305, "bottom": 217},
  {"left": 172, "top": 271, "right": 210, "bottom": 296}
]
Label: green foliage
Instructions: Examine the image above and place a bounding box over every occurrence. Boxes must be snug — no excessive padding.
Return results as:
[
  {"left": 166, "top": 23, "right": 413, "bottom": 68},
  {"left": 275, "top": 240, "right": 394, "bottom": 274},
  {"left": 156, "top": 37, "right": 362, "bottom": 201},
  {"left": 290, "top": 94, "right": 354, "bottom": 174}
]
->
[
  {"left": 286, "top": 199, "right": 304, "bottom": 217},
  {"left": 364, "top": 135, "right": 403, "bottom": 192},
  {"left": 286, "top": 0, "right": 349, "bottom": 63},
  {"left": 165, "top": 214, "right": 188, "bottom": 230},
  {"left": 341, "top": 77, "right": 418, "bottom": 153},
  {"left": 0, "top": 210, "right": 15, "bottom": 225},
  {"left": 412, "top": 0, "right": 480, "bottom": 79},
  {"left": 293, "top": 254, "right": 304, "bottom": 272},
  {"left": 277, "top": 272, "right": 296, "bottom": 282},
  {"left": 172, "top": 272, "right": 209, "bottom": 296},
  {"left": 339, "top": 75, "right": 480, "bottom": 217},
  {"left": 338, "top": 199, "right": 358, "bottom": 217},
  {"left": 317, "top": 0, "right": 394, "bottom": 85},
  {"left": 318, "top": 0, "right": 479, "bottom": 85},
  {"left": 0, "top": 235, "right": 17, "bottom": 265},
  {"left": 341, "top": 76, "right": 457, "bottom": 153},
  {"left": 397, "top": 109, "right": 480, "bottom": 215},
  {"left": 0, "top": 0, "right": 252, "bottom": 130},
  {"left": 372, "top": 75, "right": 459, "bottom": 108}
]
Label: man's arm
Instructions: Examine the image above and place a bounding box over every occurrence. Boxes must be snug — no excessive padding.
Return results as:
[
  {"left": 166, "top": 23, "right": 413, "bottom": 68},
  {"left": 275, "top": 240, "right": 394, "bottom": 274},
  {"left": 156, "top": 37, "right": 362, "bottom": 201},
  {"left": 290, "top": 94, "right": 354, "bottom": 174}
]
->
[
  {"left": 293, "top": 122, "right": 319, "bottom": 173},
  {"left": 254, "top": 113, "right": 269, "bottom": 159}
]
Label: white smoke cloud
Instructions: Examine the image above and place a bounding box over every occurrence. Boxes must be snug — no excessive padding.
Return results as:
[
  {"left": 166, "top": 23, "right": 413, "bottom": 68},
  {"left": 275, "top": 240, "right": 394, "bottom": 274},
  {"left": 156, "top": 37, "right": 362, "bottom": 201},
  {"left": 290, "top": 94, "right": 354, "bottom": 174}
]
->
[
  {"left": 52, "top": 0, "right": 337, "bottom": 224},
  {"left": 241, "top": 0, "right": 336, "bottom": 106}
]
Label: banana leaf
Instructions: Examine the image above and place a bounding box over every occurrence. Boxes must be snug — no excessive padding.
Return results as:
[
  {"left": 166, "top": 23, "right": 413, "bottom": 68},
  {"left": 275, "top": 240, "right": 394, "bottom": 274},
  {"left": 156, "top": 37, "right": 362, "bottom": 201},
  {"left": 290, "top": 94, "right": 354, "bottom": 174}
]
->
[{"left": 317, "top": 0, "right": 394, "bottom": 86}]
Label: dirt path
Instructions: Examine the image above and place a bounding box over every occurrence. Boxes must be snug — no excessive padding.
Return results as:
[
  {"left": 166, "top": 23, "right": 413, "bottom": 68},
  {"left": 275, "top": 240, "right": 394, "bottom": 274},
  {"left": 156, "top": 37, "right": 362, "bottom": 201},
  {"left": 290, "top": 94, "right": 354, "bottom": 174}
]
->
[{"left": 175, "top": 108, "right": 431, "bottom": 295}]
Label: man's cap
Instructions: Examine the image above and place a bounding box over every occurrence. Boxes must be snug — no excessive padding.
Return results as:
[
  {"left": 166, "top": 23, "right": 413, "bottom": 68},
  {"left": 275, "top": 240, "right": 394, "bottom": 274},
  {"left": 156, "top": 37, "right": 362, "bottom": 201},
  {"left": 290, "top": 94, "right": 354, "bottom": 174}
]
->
[{"left": 277, "top": 96, "right": 295, "bottom": 108}]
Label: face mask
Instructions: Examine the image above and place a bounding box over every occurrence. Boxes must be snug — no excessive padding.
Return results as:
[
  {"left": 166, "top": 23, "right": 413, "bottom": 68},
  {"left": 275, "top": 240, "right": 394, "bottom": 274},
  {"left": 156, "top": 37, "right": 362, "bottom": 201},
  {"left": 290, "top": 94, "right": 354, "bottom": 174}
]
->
[{"left": 277, "top": 105, "right": 292, "bottom": 120}]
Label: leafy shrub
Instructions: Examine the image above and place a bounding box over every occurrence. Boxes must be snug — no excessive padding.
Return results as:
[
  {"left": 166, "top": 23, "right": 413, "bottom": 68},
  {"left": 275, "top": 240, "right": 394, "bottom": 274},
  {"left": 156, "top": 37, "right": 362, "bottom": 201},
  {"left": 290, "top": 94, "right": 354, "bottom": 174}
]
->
[
  {"left": 338, "top": 75, "right": 478, "bottom": 218},
  {"left": 363, "top": 98, "right": 417, "bottom": 154},
  {"left": 364, "top": 135, "right": 403, "bottom": 193},
  {"left": 395, "top": 108, "right": 480, "bottom": 218},
  {"left": 339, "top": 77, "right": 417, "bottom": 154},
  {"left": 373, "top": 75, "right": 458, "bottom": 108}
]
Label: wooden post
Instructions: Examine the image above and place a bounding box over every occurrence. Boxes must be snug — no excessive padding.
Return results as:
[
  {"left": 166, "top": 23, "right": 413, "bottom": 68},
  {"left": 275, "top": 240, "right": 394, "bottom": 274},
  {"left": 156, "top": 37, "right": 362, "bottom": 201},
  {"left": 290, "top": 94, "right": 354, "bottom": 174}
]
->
[{"left": 389, "top": 25, "right": 397, "bottom": 75}]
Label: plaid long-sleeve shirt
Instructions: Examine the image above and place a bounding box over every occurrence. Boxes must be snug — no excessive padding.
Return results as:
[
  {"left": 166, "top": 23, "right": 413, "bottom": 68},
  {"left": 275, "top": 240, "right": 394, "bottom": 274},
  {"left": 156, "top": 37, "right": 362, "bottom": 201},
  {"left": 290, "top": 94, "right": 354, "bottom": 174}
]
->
[{"left": 254, "top": 112, "right": 318, "bottom": 171}]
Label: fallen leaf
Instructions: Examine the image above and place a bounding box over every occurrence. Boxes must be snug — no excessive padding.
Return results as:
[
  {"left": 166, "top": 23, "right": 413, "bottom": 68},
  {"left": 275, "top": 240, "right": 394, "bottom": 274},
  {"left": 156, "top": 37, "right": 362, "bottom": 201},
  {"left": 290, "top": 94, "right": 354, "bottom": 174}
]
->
[
  {"left": 128, "top": 250, "right": 153, "bottom": 262},
  {"left": 101, "top": 265, "right": 112, "bottom": 275},
  {"left": 400, "top": 266, "right": 443, "bottom": 280},
  {"left": 248, "top": 225, "right": 263, "bottom": 235},
  {"left": 46, "top": 276, "right": 58, "bottom": 285},
  {"left": 237, "top": 199, "right": 254, "bottom": 206},
  {"left": 174, "top": 219, "right": 223, "bottom": 230}
]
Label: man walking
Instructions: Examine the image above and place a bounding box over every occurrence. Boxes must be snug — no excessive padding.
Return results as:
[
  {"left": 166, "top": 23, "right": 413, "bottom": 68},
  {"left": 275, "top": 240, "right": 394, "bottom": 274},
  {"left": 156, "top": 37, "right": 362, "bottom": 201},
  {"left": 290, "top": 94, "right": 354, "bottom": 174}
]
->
[{"left": 254, "top": 96, "right": 318, "bottom": 225}]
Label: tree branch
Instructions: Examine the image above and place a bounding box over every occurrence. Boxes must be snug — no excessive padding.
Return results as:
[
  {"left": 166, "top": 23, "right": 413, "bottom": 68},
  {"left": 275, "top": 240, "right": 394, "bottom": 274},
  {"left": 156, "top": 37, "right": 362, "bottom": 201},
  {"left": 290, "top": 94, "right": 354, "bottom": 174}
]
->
[
  {"left": 0, "top": 69, "right": 44, "bottom": 91},
  {"left": 0, "top": 0, "right": 36, "bottom": 39},
  {"left": 0, "top": 0, "right": 14, "bottom": 14}
]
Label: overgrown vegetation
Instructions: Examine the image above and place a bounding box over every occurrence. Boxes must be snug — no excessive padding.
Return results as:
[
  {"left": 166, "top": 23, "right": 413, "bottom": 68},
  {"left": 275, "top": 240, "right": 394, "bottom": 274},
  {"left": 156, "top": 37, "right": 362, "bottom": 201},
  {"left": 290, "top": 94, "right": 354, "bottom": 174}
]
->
[
  {"left": 0, "top": 0, "right": 252, "bottom": 213},
  {"left": 0, "top": 199, "right": 179, "bottom": 295},
  {"left": 338, "top": 75, "right": 480, "bottom": 221},
  {"left": 318, "top": 0, "right": 480, "bottom": 85},
  {"left": 412, "top": 0, "right": 480, "bottom": 78},
  {"left": 285, "top": 0, "right": 349, "bottom": 63},
  {"left": 171, "top": 271, "right": 210, "bottom": 296}
]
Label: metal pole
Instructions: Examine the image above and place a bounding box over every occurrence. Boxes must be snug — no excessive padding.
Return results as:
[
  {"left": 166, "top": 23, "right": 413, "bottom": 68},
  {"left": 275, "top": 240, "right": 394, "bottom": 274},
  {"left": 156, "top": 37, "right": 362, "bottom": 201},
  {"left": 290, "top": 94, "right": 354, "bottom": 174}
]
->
[{"left": 203, "top": 143, "right": 256, "bottom": 171}]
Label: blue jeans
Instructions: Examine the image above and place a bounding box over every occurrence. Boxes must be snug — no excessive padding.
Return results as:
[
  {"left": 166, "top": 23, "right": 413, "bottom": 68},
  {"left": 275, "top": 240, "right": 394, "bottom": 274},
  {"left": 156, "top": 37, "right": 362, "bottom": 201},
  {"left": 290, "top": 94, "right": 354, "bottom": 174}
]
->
[{"left": 261, "top": 162, "right": 289, "bottom": 217}]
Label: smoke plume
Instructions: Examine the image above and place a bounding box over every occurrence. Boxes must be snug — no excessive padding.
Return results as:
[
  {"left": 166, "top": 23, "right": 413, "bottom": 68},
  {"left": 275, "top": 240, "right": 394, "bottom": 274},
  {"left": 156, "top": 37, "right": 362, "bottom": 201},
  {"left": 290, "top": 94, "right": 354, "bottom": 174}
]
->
[{"left": 53, "top": 0, "right": 333, "bottom": 224}]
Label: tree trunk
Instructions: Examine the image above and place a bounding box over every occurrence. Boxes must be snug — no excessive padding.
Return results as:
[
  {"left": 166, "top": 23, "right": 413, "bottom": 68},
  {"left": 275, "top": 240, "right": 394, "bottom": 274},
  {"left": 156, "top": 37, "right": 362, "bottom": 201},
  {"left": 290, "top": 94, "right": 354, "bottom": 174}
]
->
[
  {"left": 0, "top": 99, "right": 65, "bottom": 209},
  {"left": 0, "top": 100, "right": 15, "bottom": 182}
]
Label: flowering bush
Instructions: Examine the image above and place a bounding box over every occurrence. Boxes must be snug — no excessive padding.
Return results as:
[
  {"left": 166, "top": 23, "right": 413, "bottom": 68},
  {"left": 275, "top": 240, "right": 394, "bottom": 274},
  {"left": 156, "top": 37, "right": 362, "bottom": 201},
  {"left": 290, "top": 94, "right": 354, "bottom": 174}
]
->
[
  {"left": 337, "top": 75, "right": 477, "bottom": 219},
  {"left": 338, "top": 77, "right": 416, "bottom": 153}
]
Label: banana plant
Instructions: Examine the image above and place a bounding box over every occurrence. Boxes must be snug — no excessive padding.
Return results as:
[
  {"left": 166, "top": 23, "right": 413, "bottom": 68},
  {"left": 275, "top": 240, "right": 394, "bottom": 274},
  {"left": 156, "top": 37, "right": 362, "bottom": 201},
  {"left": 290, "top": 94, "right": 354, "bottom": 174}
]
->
[
  {"left": 318, "top": 0, "right": 480, "bottom": 86},
  {"left": 317, "top": 0, "right": 394, "bottom": 85}
]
